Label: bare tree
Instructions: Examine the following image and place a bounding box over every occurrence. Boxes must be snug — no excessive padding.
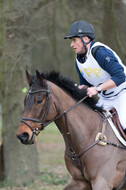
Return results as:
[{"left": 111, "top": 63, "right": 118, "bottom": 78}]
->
[
  {"left": 102, "top": 0, "right": 126, "bottom": 63},
  {"left": 0, "top": 0, "right": 39, "bottom": 185}
]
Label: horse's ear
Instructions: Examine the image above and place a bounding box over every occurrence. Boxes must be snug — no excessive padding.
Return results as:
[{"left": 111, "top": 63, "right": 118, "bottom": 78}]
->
[
  {"left": 26, "top": 70, "right": 32, "bottom": 86},
  {"left": 36, "top": 70, "right": 44, "bottom": 84}
]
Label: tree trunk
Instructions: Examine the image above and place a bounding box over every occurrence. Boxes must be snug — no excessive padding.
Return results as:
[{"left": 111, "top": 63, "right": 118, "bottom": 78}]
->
[
  {"left": 0, "top": 0, "right": 4, "bottom": 181},
  {"left": 0, "top": 0, "right": 39, "bottom": 185}
]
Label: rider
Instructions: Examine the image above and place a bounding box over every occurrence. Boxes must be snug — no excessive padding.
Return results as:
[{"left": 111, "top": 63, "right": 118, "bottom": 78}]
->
[{"left": 64, "top": 20, "right": 126, "bottom": 133}]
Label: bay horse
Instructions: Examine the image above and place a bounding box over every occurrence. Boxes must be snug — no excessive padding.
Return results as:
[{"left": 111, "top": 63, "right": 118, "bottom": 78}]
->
[{"left": 17, "top": 70, "right": 126, "bottom": 190}]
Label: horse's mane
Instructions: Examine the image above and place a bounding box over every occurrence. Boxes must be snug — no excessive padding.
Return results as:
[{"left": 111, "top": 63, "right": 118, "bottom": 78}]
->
[{"left": 40, "top": 71, "right": 102, "bottom": 111}]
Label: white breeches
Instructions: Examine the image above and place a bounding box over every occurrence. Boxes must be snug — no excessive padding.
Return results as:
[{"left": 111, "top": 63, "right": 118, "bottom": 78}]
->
[{"left": 96, "top": 91, "right": 126, "bottom": 129}]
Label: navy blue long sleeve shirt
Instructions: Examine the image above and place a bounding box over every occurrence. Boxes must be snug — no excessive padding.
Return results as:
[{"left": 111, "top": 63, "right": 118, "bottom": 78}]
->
[{"left": 75, "top": 42, "right": 125, "bottom": 86}]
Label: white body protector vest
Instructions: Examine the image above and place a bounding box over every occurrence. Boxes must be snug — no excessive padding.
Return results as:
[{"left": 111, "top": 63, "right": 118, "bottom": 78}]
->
[{"left": 76, "top": 42, "right": 126, "bottom": 98}]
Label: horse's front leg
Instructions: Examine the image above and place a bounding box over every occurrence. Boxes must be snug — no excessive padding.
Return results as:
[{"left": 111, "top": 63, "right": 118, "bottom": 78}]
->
[
  {"left": 63, "top": 178, "right": 91, "bottom": 190},
  {"left": 64, "top": 154, "right": 91, "bottom": 190},
  {"left": 91, "top": 176, "right": 113, "bottom": 190}
]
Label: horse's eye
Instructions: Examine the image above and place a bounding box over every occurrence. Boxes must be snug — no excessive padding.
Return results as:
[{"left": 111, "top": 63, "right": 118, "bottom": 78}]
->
[
  {"left": 35, "top": 96, "right": 43, "bottom": 104},
  {"left": 37, "top": 99, "right": 43, "bottom": 104}
]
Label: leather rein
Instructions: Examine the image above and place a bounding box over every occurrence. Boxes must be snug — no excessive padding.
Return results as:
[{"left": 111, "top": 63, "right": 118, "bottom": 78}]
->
[
  {"left": 19, "top": 81, "right": 88, "bottom": 142},
  {"left": 19, "top": 81, "right": 104, "bottom": 175}
]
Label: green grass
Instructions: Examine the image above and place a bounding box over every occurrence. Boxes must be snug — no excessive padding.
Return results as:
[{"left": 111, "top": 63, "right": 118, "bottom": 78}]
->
[{"left": 37, "top": 122, "right": 65, "bottom": 167}]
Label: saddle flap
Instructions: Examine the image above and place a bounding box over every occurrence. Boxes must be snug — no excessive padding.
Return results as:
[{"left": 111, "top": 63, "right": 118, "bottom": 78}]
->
[{"left": 109, "top": 108, "right": 126, "bottom": 141}]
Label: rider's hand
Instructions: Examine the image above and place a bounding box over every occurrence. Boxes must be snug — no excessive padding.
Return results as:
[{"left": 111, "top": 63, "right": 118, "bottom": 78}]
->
[
  {"left": 87, "top": 87, "right": 98, "bottom": 97},
  {"left": 78, "top": 85, "right": 86, "bottom": 89}
]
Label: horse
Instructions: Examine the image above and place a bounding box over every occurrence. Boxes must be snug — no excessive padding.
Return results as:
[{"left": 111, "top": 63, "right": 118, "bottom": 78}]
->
[{"left": 17, "top": 70, "right": 126, "bottom": 190}]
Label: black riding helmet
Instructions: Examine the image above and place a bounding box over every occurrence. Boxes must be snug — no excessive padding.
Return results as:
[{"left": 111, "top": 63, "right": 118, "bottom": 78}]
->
[
  {"left": 64, "top": 20, "right": 95, "bottom": 40},
  {"left": 64, "top": 21, "right": 95, "bottom": 54}
]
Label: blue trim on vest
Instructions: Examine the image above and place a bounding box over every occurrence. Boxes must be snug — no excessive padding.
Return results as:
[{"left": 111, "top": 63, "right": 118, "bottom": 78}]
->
[{"left": 101, "top": 88, "right": 126, "bottom": 98}]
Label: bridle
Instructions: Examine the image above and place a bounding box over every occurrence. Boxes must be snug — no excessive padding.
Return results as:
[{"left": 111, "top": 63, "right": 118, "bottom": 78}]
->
[
  {"left": 19, "top": 80, "right": 88, "bottom": 143},
  {"left": 19, "top": 81, "right": 55, "bottom": 143}
]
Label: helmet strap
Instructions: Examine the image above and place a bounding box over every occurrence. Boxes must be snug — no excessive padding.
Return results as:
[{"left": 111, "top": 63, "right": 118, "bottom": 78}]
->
[{"left": 80, "top": 36, "right": 92, "bottom": 55}]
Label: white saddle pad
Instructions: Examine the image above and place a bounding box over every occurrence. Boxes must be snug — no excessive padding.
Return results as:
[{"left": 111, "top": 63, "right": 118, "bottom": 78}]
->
[{"left": 103, "top": 110, "right": 126, "bottom": 146}]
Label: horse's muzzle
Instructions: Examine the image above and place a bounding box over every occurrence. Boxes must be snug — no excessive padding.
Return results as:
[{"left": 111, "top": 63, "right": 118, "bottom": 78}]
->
[{"left": 17, "top": 132, "right": 31, "bottom": 145}]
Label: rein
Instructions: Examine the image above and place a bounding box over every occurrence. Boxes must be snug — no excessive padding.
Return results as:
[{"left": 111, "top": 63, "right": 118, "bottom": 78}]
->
[
  {"left": 44, "top": 93, "right": 88, "bottom": 134},
  {"left": 19, "top": 81, "right": 88, "bottom": 142}
]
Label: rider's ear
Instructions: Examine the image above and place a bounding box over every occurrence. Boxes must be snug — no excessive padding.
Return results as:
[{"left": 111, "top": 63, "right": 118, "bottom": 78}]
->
[
  {"left": 26, "top": 70, "right": 33, "bottom": 86},
  {"left": 36, "top": 70, "right": 45, "bottom": 85}
]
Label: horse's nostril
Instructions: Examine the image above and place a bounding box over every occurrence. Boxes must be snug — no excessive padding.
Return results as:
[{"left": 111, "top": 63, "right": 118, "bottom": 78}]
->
[{"left": 17, "top": 132, "right": 29, "bottom": 144}]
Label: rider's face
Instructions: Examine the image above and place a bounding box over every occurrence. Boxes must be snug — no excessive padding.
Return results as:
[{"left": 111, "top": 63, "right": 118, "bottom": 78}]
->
[{"left": 70, "top": 37, "right": 85, "bottom": 54}]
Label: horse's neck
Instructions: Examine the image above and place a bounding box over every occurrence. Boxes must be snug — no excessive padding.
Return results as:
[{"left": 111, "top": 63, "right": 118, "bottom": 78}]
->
[
  {"left": 50, "top": 81, "right": 77, "bottom": 113},
  {"left": 51, "top": 83, "right": 102, "bottom": 152}
]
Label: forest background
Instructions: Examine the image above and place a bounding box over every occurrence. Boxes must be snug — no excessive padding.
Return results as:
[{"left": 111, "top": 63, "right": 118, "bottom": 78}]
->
[{"left": 0, "top": 0, "right": 126, "bottom": 189}]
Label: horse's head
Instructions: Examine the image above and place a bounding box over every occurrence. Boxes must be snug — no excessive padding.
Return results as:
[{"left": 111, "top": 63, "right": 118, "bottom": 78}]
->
[{"left": 17, "top": 70, "right": 58, "bottom": 145}]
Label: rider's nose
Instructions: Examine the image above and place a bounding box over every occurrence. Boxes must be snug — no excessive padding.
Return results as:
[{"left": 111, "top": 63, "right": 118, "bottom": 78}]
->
[
  {"left": 70, "top": 41, "right": 74, "bottom": 48},
  {"left": 17, "top": 132, "right": 29, "bottom": 144}
]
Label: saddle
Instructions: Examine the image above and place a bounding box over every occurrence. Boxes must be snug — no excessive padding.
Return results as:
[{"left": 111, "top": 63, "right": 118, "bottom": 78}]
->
[{"left": 109, "top": 108, "right": 126, "bottom": 141}]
